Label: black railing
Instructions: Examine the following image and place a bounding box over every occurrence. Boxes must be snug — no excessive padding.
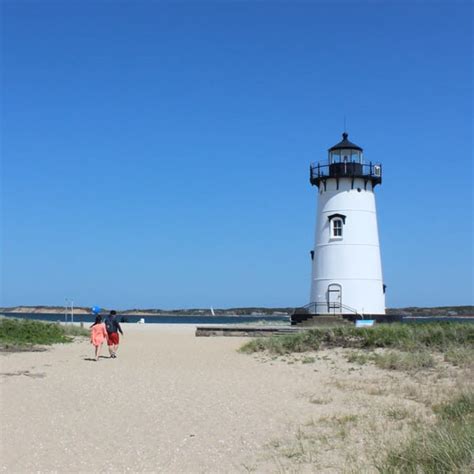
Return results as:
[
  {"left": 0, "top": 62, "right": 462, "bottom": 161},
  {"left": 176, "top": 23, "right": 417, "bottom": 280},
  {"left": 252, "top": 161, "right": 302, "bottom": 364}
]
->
[
  {"left": 298, "top": 301, "right": 361, "bottom": 316},
  {"left": 310, "top": 161, "right": 382, "bottom": 187}
]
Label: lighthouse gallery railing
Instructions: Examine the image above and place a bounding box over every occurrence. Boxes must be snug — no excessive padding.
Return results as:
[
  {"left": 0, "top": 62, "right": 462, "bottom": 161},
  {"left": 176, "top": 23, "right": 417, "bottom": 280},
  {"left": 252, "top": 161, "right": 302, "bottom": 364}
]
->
[{"left": 310, "top": 161, "right": 382, "bottom": 187}]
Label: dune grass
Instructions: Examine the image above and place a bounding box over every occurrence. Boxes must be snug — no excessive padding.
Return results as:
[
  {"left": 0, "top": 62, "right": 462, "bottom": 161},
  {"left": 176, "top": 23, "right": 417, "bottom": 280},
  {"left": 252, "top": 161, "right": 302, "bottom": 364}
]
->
[
  {"left": 239, "top": 330, "right": 324, "bottom": 355},
  {"left": 241, "top": 324, "right": 473, "bottom": 471},
  {"left": 377, "top": 391, "right": 474, "bottom": 473},
  {"left": 0, "top": 318, "right": 88, "bottom": 348},
  {"left": 372, "top": 350, "right": 435, "bottom": 371},
  {"left": 239, "top": 323, "right": 474, "bottom": 355},
  {"left": 346, "top": 349, "right": 437, "bottom": 371},
  {"left": 444, "top": 347, "right": 474, "bottom": 368}
]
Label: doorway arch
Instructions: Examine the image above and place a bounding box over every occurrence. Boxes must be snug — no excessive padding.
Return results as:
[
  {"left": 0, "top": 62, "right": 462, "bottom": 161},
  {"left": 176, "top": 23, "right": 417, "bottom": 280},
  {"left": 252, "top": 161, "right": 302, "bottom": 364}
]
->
[{"left": 327, "top": 284, "right": 342, "bottom": 313}]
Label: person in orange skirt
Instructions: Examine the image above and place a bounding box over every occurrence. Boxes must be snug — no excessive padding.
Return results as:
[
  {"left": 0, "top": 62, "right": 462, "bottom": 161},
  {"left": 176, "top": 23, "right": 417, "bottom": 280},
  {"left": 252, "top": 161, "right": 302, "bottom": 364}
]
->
[{"left": 90, "top": 315, "right": 108, "bottom": 361}]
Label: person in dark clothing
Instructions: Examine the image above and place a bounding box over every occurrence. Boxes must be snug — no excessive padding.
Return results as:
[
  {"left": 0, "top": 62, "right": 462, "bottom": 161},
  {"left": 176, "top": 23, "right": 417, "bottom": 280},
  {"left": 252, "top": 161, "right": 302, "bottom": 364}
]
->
[{"left": 104, "top": 310, "right": 123, "bottom": 358}]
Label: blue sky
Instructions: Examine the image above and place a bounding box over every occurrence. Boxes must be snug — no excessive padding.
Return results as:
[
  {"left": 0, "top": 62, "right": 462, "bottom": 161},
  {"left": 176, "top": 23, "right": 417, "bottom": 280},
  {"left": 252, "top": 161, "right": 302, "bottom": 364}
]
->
[{"left": 1, "top": 1, "right": 472, "bottom": 309}]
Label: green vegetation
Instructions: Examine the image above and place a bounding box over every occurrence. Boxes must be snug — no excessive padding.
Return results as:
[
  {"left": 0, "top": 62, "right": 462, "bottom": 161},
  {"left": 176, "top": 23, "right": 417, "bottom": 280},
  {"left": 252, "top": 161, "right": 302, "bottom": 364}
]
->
[
  {"left": 377, "top": 391, "right": 474, "bottom": 473},
  {"left": 444, "top": 347, "right": 474, "bottom": 368},
  {"left": 347, "top": 350, "right": 436, "bottom": 371},
  {"left": 372, "top": 351, "right": 435, "bottom": 371},
  {"left": 386, "top": 305, "right": 474, "bottom": 317},
  {"left": 0, "top": 318, "right": 88, "bottom": 349},
  {"left": 240, "top": 323, "right": 474, "bottom": 355},
  {"left": 239, "top": 330, "right": 323, "bottom": 355},
  {"left": 434, "top": 392, "right": 474, "bottom": 422},
  {"left": 386, "top": 407, "right": 410, "bottom": 421},
  {"left": 346, "top": 351, "right": 371, "bottom": 365},
  {"left": 242, "top": 323, "right": 473, "bottom": 471}
]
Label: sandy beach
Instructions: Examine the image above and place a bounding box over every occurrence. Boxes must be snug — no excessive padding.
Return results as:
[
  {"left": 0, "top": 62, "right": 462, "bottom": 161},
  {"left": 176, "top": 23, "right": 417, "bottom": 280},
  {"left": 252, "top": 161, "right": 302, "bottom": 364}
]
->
[{"left": 1, "top": 324, "right": 469, "bottom": 472}]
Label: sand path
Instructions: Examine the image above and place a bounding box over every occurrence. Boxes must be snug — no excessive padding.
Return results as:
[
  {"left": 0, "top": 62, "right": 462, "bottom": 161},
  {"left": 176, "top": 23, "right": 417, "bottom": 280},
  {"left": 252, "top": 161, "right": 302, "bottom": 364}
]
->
[
  {"left": 0, "top": 324, "right": 464, "bottom": 473},
  {"left": 1, "top": 325, "right": 309, "bottom": 472}
]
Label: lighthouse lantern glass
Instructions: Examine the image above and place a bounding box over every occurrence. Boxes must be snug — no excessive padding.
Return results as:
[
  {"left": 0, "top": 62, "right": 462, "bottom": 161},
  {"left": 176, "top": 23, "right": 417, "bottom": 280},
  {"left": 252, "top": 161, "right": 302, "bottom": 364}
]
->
[
  {"left": 329, "top": 150, "right": 340, "bottom": 163},
  {"left": 340, "top": 149, "right": 351, "bottom": 163},
  {"left": 329, "top": 149, "right": 363, "bottom": 164}
]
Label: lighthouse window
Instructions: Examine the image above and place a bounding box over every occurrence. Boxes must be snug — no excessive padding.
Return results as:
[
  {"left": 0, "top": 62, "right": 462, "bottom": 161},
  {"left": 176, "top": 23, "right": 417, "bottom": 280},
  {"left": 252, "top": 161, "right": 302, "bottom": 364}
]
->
[{"left": 332, "top": 218, "right": 343, "bottom": 238}]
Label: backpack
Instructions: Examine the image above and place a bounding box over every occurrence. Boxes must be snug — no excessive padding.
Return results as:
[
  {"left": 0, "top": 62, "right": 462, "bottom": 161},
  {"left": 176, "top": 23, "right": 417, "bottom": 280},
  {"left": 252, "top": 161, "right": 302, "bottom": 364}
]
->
[{"left": 105, "top": 317, "right": 115, "bottom": 333}]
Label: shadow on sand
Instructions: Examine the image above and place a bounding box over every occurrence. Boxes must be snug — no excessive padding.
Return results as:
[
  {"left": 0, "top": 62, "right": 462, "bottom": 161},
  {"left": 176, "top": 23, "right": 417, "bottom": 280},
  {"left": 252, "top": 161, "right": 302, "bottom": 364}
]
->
[{"left": 83, "top": 356, "right": 111, "bottom": 362}]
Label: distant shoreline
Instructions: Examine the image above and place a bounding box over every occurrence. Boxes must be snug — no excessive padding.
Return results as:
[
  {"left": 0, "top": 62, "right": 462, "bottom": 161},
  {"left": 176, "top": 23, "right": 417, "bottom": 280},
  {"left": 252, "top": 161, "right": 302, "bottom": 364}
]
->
[
  {"left": 0, "top": 312, "right": 288, "bottom": 318},
  {"left": 1, "top": 305, "right": 472, "bottom": 317},
  {"left": 0, "top": 311, "right": 289, "bottom": 318},
  {"left": 0, "top": 306, "right": 294, "bottom": 316}
]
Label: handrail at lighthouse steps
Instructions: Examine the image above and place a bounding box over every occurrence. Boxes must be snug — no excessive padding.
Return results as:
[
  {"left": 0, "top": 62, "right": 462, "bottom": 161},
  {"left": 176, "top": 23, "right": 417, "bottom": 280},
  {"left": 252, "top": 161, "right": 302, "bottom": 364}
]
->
[{"left": 299, "top": 302, "right": 362, "bottom": 317}]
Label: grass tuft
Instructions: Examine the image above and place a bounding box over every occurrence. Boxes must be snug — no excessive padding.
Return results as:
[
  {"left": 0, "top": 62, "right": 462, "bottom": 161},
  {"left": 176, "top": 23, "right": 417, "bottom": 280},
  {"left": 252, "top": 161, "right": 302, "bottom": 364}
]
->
[
  {"left": 346, "top": 351, "right": 371, "bottom": 365},
  {"left": 434, "top": 391, "right": 474, "bottom": 422},
  {"left": 377, "top": 391, "right": 474, "bottom": 473},
  {"left": 386, "top": 407, "right": 410, "bottom": 421},
  {"left": 372, "top": 351, "right": 435, "bottom": 371},
  {"left": 444, "top": 347, "right": 474, "bottom": 368}
]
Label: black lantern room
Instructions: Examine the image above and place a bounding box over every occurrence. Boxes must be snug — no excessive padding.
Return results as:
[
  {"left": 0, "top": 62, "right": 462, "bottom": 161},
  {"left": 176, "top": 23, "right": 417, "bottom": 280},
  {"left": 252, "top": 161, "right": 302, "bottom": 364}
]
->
[
  {"left": 328, "top": 132, "right": 363, "bottom": 163},
  {"left": 310, "top": 133, "right": 382, "bottom": 189}
]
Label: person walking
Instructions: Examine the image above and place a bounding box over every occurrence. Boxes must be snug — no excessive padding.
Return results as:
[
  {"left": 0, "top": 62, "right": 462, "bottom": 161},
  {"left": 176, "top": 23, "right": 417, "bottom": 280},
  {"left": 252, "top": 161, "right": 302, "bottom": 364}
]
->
[
  {"left": 90, "top": 315, "right": 108, "bottom": 361},
  {"left": 104, "top": 310, "right": 123, "bottom": 358}
]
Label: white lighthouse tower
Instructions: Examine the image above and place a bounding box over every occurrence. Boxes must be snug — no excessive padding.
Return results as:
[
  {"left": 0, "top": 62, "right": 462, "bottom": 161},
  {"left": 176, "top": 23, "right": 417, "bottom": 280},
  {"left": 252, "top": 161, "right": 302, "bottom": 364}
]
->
[{"left": 309, "top": 133, "right": 385, "bottom": 316}]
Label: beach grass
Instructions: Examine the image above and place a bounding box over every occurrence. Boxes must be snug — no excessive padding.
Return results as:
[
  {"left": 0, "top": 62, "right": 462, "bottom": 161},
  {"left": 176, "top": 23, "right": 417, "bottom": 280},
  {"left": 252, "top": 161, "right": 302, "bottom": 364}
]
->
[
  {"left": 372, "top": 350, "right": 436, "bottom": 371},
  {"left": 345, "top": 349, "right": 436, "bottom": 371},
  {"left": 377, "top": 391, "right": 474, "bottom": 473},
  {"left": 241, "top": 323, "right": 474, "bottom": 471},
  {"left": 239, "top": 330, "right": 323, "bottom": 355},
  {"left": 239, "top": 323, "right": 474, "bottom": 355},
  {"left": 0, "top": 318, "right": 88, "bottom": 349}
]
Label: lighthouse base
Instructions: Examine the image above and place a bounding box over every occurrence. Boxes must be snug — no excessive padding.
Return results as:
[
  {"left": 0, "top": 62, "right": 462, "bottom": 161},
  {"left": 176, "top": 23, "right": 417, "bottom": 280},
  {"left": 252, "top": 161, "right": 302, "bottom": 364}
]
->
[{"left": 290, "top": 312, "right": 402, "bottom": 326}]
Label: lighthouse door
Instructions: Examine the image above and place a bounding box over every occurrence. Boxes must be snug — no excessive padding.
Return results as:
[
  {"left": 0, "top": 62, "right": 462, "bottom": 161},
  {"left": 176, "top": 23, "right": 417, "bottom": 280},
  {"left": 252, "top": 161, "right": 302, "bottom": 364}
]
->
[{"left": 327, "top": 284, "right": 342, "bottom": 313}]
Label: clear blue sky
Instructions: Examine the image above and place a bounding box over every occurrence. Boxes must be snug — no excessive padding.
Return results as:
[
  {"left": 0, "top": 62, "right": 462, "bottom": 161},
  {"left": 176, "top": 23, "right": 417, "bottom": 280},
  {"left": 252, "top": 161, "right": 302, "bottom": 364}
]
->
[{"left": 1, "top": 2, "right": 472, "bottom": 310}]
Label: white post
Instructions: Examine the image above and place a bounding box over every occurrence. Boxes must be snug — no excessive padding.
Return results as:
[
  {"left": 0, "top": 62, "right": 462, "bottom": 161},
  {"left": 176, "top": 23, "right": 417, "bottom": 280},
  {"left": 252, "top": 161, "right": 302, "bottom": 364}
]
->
[{"left": 71, "top": 300, "right": 74, "bottom": 324}]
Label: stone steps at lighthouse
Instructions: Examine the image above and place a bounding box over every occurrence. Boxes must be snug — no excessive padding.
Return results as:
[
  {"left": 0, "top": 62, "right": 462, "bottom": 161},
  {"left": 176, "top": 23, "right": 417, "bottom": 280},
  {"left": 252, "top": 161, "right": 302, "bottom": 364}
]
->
[{"left": 297, "top": 314, "right": 353, "bottom": 327}]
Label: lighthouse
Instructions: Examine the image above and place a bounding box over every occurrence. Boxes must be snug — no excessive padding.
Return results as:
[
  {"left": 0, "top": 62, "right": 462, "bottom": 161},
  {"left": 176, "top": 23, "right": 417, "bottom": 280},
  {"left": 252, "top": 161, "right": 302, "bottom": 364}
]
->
[{"left": 309, "top": 133, "right": 385, "bottom": 316}]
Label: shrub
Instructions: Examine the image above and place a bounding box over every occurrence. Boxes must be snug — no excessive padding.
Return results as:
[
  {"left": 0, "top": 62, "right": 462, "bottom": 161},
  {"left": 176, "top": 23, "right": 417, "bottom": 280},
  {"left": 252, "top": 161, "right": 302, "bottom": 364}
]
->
[{"left": 0, "top": 318, "right": 88, "bottom": 347}]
